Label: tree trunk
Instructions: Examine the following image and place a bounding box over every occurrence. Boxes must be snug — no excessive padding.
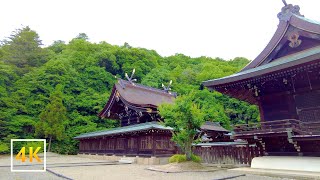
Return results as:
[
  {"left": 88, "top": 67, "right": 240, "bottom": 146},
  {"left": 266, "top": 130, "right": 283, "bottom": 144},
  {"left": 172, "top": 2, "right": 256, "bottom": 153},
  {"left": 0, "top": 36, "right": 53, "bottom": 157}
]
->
[
  {"left": 185, "top": 138, "right": 192, "bottom": 161},
  {"left": 48, "top": 136, "right": 52, "bottom": 152}
]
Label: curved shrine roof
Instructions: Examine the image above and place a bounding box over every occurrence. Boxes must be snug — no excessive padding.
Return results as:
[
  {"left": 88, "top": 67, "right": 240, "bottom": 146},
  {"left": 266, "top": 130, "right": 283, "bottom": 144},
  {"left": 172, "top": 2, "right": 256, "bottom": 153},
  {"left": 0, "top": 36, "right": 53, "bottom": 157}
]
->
[
  {"left": 98, "top": 79, "right": 176, "bottom": 119},
  {"left": 203, "top": 3, "right": 320, "bottom": 90}
]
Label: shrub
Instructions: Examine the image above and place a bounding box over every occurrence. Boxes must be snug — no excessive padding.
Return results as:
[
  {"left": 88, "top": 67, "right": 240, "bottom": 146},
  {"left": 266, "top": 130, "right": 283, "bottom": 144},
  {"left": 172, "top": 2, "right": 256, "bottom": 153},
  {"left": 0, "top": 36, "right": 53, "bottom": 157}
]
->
[
  {"left": 0, "top": 143, "right": 9, "bottom": 154},
  {"left": 191, "top": 154, "right": 201, "bottom": 163},
  {"left": 169, "top": 154, "right": 187, "bottom": 163},
  {"left": 169, "top": 154, "right": 202, "bottom": 163}
]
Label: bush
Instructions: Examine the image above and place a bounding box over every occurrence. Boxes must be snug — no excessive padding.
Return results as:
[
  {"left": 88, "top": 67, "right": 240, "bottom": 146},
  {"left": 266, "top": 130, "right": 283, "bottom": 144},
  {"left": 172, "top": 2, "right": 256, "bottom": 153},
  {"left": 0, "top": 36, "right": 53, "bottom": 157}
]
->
[
  {"left": 169, "top": 154, "right": 187, "bottom": 163},
  {"left": 0, "top": 143, "right": 9, "bottom": 154},
  {"left": 169, "top": 154, "right": 202, "bottom": 163},
  {"left": 51, "top": 140, "right": 78, "bottom": 155},
  {"left": 191, "top": 154, "right": 201, "bottom": 163}
]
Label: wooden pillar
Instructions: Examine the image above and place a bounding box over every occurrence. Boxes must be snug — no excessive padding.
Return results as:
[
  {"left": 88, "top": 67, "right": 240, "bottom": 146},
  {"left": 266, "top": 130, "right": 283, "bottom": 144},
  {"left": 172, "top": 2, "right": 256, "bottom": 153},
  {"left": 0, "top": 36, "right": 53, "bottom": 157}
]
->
[
  {"left": 258, "top": 99, "right": 265, "bottom": 123},
  {"left": 137, "top": 136, "right": 140, "bottom": 156},
  {"left": 152, "top": 132, "right": 155, "bottom": 156},
  {"left": 125, "top": 136, "right": 128, "bottom": 155},
  {"left": 246, "top": 144, "right": 251, "bottom": 165},
  {"left": 114, "top": 138, "right": 117, "bottom": 155}
]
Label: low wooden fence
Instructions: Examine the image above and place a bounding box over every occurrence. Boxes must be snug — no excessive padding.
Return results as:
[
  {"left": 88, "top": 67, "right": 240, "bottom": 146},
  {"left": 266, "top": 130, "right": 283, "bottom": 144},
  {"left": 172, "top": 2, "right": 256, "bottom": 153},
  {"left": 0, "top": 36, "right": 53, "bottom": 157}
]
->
[{"left": 193, "top": 144, "right": 263, "bottom": 165}]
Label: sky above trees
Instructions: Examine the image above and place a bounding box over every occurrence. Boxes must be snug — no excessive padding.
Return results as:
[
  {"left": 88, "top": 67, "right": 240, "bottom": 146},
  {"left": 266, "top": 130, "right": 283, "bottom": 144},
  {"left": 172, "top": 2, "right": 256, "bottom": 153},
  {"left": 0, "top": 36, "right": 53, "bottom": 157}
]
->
[{"left": 1, "top": 0, "right": 319, "bottom": 60}]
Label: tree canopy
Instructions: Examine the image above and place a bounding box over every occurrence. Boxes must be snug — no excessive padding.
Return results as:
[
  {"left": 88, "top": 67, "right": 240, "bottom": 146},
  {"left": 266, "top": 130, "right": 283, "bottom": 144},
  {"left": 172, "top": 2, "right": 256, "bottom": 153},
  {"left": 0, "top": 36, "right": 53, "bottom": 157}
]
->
[
  {"left": 0, "top": 26, "right": 259, "bottom": 154},
  {"left": 159, "top": 93, "right": 205, "bottom": 160}
]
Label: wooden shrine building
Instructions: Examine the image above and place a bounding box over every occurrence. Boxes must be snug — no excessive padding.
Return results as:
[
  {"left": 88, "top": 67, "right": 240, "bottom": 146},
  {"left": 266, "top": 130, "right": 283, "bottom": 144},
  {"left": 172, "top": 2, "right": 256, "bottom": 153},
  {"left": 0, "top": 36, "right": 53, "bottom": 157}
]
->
[
  {"left": 203, "top": 2, "right": 320, "bottom": 156},
  {"left": 75, "top": 79, "right": 177, "bottom": 157},
  {"left": 200, "top": 121, "right": 231, "bottom": 143}
]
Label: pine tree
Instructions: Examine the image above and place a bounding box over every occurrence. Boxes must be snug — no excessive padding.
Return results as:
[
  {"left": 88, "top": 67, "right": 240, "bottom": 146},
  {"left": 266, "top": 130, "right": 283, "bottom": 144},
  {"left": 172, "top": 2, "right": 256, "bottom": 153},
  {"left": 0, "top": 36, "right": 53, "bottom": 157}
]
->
[
  {"left": 36, "top": 84, "right": 66, "bottom": 152},
  {"left": 1, "top": 26, "right": 48, "bottom": 70}
]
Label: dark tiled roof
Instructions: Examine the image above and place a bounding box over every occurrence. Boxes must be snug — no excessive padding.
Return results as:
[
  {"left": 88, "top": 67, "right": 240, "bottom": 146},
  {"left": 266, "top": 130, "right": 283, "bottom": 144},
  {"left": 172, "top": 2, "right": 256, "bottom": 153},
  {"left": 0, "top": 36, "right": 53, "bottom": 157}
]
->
[
  {"left": 193, "top": 142, "right": 247, "bottom": 147},
  {"left": 203, "top": 46, "right": 320, "bottom": 87},
  {"left": 115, "top": 79, "right": 176, "bottom": 107},
  {"left": 98, "top": 79, "right": 176, "bottom": 118},
  {"left": 201, "top": 121, "right": 229, "bottom": 132}
]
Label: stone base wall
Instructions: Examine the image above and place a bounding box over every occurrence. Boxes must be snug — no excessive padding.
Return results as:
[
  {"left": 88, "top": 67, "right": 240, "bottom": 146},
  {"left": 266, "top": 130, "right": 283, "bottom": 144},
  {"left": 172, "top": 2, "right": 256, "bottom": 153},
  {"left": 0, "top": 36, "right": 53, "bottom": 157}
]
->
[
  {"left": 251, "top": 156, "right": 320, "bottom": 172},
  {"left": 77, "top": 153, "right": 169, "bottom": 165}
]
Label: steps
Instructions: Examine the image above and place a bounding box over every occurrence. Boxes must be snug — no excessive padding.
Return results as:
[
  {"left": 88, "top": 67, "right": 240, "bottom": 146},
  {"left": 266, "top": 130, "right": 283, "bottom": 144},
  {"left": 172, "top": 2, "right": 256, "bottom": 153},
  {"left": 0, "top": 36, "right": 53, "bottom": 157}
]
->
[
  {"left": 251, "top": 156, "right": 320, "bottom": 172},
  {"left": 118, "top": 157, "right": 136, "bottom": 164}
]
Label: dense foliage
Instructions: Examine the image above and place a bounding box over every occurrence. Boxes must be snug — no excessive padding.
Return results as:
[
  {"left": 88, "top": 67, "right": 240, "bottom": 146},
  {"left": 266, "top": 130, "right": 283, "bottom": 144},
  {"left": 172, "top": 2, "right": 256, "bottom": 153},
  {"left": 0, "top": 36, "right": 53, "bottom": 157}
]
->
[
  {"left": 0, "top": 26, "right": 259, "bottom": 154},
  {"left": 36, "top": 84, "right": 66, "bottom": 152},
  {"left": 159, "top": 93, "right": 205, "bottom": 160}
]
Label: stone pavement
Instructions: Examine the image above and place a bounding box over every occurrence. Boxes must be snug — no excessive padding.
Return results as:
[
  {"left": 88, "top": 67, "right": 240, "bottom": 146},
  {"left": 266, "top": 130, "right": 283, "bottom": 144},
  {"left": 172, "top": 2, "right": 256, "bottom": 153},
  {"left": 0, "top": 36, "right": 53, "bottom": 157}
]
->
[{"left": 0, "top": 153, "right": 306, "bottom": 180}]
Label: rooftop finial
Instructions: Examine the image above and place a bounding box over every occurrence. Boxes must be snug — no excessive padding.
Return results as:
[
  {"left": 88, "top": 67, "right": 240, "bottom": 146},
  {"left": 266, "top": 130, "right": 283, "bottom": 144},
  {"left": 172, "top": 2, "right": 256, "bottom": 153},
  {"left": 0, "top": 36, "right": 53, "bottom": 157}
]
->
[
  {"left": 125, "top": 68, "right": 137, "bottom": 84},
  {"left": 162, "top": 80, "right": 172, "bottom": 93}
]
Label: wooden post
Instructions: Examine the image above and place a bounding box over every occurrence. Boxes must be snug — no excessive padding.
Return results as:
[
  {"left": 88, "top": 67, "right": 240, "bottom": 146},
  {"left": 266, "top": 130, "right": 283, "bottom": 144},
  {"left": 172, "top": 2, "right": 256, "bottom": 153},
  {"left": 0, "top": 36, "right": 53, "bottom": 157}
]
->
[{"left": 152, "top": 132, "right": 155, "bottom": 156}]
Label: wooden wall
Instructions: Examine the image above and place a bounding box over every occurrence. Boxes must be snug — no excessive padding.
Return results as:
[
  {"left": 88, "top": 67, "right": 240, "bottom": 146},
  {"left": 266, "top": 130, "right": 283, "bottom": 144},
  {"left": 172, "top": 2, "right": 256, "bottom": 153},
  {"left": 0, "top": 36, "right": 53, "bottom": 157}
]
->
[
  {"left": 259, "top": 90, "right": 320, "bottom": 123},
  {"left": 79, "top": 133, "right": 176, "bottom": 157},
  {"left": 260, "top": 93, "right": 297, "bottom": 122}
]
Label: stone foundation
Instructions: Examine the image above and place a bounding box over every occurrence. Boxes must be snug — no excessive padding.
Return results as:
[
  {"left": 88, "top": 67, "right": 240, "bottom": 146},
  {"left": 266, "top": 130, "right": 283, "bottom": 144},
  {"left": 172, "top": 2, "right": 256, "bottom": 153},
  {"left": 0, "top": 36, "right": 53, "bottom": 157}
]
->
[
  {"left": 251, "top": 156, "right": 320, "bottom": 172},
  {"left": 78, "top": 153, "right": 169, "bottom": 165}
]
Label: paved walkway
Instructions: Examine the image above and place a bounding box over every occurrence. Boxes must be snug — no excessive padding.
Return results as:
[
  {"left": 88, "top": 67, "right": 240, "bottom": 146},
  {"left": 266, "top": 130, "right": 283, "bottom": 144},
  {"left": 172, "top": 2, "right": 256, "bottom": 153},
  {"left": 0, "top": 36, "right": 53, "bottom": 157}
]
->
[{"left": 0, "top": 153, "right": 301, "bottom": 180}]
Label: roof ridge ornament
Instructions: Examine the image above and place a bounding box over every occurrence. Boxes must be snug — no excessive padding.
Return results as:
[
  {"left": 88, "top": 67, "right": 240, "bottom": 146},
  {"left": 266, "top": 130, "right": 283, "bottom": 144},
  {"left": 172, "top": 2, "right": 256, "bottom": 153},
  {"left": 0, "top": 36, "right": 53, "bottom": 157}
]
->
[
  {"left": 125, "top": 68, "right": 137, "bottom": 84},
  {"left": 282, "top": 0, "right": 287, "bottom": 6},
  {"left": 277, "top": 1, "right": 303, "bottom": 22},
  {"left": 162, "top": 80, "right": 172, "bottom": 94}
]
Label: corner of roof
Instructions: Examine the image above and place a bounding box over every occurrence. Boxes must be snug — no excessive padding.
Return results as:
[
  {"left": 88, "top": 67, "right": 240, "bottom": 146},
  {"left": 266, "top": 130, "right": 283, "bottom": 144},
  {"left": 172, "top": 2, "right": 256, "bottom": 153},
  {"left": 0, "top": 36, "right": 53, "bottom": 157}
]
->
[
  {"left": 240, "top": 2, "right": 307, "bottom": 72},
  {"left": 277, "top": 2, "right": 303, "bottom": 22}
]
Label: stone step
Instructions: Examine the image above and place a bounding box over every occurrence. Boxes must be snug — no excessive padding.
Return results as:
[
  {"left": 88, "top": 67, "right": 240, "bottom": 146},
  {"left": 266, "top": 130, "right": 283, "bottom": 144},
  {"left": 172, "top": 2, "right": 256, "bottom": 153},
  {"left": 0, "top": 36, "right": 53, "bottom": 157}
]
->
[
  {"left": 118, "top": 157, "right": 136, "bottom": 164},
  {"left": 251, "top": 156, "right": 320, "bottom": 172}
]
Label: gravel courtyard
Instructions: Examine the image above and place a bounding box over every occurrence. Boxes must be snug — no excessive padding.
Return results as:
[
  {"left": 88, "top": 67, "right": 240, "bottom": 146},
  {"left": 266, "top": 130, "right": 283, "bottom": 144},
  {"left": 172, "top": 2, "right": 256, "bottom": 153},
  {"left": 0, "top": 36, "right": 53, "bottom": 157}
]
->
[{"left": 0, "top": 153, "right": 297, "bottom": 180}]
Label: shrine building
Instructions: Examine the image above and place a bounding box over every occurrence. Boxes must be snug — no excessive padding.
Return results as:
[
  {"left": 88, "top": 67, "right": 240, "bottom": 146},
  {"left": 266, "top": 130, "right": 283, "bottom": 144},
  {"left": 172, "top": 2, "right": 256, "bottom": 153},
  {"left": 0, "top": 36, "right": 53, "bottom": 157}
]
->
[
  {"left": 203, "top": 2, "right": 320, "bottom": 157},
  {"left": 75, "top": 79, "right": 177, "bottom": 157}
]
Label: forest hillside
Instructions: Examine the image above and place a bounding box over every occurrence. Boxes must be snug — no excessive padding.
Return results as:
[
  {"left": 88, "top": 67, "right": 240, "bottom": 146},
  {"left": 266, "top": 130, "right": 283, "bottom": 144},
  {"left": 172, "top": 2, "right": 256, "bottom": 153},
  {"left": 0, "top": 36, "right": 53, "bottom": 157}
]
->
[{"left": 0, "top": 26, "right": 259, "bottom": 154}]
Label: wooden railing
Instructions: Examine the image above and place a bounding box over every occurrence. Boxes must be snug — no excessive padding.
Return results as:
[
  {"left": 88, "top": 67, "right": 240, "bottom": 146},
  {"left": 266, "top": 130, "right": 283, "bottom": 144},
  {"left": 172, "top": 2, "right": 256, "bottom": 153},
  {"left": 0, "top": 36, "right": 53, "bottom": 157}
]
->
[{"left": 234, "top": 119, "right": 320, "bottom": 135}]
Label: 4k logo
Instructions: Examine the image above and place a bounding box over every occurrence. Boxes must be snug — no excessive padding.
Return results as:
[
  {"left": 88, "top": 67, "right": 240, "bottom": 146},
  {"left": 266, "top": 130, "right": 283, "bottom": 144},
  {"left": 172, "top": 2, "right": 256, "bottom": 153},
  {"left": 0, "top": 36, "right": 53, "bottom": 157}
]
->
[
  {"left": 11, "top": 139, "right": 46, "bottom": 172},
  {"left": 16, "top": 147, "right": 42, "bottom": 162}
]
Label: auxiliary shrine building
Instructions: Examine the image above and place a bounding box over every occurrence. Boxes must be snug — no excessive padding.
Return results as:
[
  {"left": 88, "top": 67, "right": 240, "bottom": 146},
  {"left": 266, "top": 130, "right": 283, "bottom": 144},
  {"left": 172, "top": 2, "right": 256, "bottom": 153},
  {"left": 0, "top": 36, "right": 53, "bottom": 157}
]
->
[
  {"left": 75, "top": 78, "right": 232, "bottom": 157},
  {"left": 204, "top": 3, "right": 320, "bottom": 156},
  {"left": 75, "top": 79, "right": 177, "bottom": 157}
]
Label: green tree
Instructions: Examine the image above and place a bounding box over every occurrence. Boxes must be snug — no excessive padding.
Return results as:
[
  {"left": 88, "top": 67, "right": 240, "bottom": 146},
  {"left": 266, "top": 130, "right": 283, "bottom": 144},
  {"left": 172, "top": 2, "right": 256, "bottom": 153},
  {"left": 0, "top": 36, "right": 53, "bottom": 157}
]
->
[
  {"left": 159, "top": 93, "right": 205, "bottom": 161},
  {"left": 48, "top": 40, "right": 66, "bottom": 54},
  {"left": 36, "top": 84, "right": 66, "bottom": 152},
  {"left": 1, "top": 26, "right": 48, "bottom": 70},
  {"left": 75, "top": 33, "right": 89, "bottom": 41}
]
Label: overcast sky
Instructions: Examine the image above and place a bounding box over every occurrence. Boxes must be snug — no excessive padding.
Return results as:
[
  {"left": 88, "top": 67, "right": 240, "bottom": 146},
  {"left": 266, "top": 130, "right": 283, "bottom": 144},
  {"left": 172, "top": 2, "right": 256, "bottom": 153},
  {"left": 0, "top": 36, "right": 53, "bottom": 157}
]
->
[{"left": 0, "top": 0, "right": 319, "bottom": 60}]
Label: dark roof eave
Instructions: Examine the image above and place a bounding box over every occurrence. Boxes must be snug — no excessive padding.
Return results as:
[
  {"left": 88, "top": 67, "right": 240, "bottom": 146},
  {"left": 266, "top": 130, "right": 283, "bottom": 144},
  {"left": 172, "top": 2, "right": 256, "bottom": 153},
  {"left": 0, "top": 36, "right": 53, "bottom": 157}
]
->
[{"left": 203, "top": 46, "right": 320, "bottom": 88}]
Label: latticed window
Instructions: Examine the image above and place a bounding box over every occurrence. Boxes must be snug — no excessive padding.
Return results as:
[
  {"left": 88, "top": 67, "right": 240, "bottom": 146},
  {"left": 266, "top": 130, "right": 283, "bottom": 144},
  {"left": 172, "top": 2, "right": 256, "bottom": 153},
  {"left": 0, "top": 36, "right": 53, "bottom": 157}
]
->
[
  {"left": 155, "top": 136, "right": 175, "bottom": 150},
  {"left": 105, "top": 139, "right": 115, "bottom": 150},
  {"left": 116, "top": 138, "right": 125, "bottom": 149},
  {"left": 128, "top": 138, "right": 138, "bottom": 149},
  {"left": 140, "top": 136, "right": 152, "bottom": 149},
  {"left": 295, "top": 91, "right": 320, "bottom": 122}
]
